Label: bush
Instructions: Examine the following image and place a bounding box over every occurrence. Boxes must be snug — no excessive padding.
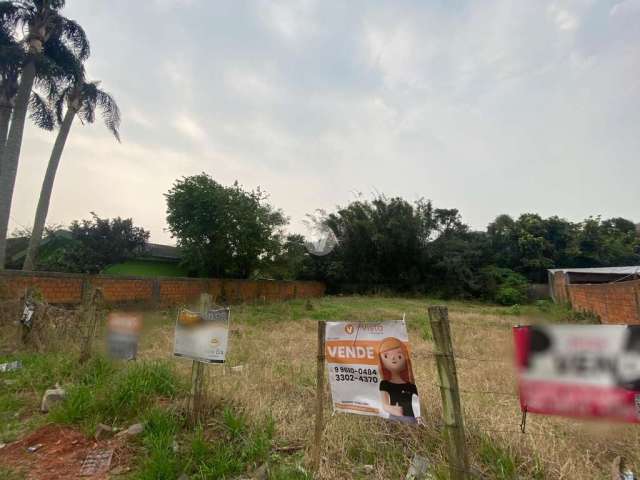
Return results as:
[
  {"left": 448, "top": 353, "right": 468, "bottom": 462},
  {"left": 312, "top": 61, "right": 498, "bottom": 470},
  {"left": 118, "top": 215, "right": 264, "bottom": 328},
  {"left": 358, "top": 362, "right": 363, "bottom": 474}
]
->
[{"left": 481, "top": 267, "right": 529, "bottom": 306}]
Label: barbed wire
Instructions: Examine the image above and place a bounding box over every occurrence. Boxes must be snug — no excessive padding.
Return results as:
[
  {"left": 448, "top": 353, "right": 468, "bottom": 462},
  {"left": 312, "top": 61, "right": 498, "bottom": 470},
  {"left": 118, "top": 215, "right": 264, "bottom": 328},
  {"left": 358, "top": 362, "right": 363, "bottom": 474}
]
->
[
  {"left": 430, "top": 383, "right": 519, "bottom": 397},
  {"left": 415, "top": 350, "right": 512, "bottom": 364}
]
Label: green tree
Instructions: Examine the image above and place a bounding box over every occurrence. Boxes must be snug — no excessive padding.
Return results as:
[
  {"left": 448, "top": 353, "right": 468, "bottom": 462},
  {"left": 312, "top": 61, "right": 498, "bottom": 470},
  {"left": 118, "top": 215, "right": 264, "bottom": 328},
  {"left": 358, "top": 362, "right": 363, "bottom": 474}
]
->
[
  {"left": 575, "top": 216, "right": 639, "bottom": 267},
  {"left": 0, "top": 0, "right": 89, "bottom": 268},
  {"left": 324, "top": 196, "right": 431, "bottom": 289},
  {"left": 259, "top": 233, "right": 308, "bottom": 280},
  {"left": 40, "top": 214, "right": 149, "bottom": 273},
  {"left": 22, "top": 79, "right": 120, "bottom": 270},
  {"left": 165, "top": 174, "right": 287, "bottom": 278}
]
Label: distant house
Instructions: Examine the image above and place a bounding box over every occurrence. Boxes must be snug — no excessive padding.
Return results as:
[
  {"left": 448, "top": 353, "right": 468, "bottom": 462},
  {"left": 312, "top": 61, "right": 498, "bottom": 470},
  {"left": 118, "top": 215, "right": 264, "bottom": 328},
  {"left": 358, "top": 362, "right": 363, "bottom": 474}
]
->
[
  {"left": 6, "top": 231, "right": 187, "bottom": 277},
  {"left": 5, "top": 230, "right": 74, "bottom": 269},
  {"left": 104, "top": 243, "right": 188, "bottom": 277}
]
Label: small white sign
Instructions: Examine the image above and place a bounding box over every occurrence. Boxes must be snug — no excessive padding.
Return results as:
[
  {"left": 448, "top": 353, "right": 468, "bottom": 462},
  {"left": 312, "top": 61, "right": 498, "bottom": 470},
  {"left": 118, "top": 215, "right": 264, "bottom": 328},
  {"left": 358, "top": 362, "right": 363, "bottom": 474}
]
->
[{"left": 174, "top": 308, "right": 230, "bottom": 363}]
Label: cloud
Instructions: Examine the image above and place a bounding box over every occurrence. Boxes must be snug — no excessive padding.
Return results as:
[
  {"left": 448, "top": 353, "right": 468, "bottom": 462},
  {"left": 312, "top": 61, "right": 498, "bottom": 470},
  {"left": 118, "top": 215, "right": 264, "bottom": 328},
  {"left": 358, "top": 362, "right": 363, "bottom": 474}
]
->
[
  {"left": 127, "top": 107, "right": 153, "bottom": 129},
  {"left": 223, "top": 67, "right": 280, "bottom": 102},
  {"left": 16, "top": 0, "right": 640, "bottom": 244},
  {"left": 153, "top": 0, "right": 197, "bottom": 11},
  {"left": 173, "top": 114, "right": 206, "bottom": 143},
  {"left": 259, "top": 0, "right": 318, "bottom": 42},
  {"left": 610, "top": 0, "right": 640, "bottom": 16}
]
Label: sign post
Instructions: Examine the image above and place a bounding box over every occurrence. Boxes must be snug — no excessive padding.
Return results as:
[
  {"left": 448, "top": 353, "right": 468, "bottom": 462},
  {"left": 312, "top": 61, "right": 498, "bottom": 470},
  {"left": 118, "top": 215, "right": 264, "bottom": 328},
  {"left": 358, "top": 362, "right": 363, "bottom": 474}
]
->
[
  {"left": 428, "top": 306, "right": 469, "bottom": 480},
  {"left": 312, "top": 320, "right": 326, "bottom": 472},
  {"left": 80, "top": 286, "right": 103, "bottom": 364},
  {"left": 188, "top": 293, "right": 212, "bottom": 425}
]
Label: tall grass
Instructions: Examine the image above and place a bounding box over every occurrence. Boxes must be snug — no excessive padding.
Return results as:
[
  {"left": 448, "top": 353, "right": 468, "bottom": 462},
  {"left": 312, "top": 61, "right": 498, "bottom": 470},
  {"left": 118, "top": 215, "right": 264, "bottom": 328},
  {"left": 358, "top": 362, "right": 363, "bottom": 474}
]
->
[{"left": 49, "top": 359, "right": 183, "bottom": 430}]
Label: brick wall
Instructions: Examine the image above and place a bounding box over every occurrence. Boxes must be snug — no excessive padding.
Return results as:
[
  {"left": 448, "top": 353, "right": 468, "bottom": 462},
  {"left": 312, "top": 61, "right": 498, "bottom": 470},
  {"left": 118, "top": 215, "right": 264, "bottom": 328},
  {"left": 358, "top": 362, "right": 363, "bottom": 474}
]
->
[
  {"left": 567, "top": 279, "right": 640, "bottom": 324},
  {"left": 0, "top": 270, "right": 325, "bottom": 307},
  {"left": 550, "top": 271, "right": 570, "bottom": 303}
]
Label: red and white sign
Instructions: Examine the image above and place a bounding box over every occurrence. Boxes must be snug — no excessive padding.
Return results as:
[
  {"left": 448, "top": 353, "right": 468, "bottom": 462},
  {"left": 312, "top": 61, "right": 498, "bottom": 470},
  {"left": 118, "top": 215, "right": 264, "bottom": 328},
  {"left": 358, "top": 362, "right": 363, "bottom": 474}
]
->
[{"left": 513, "top": 325, "right": 640, "bottom": 423}]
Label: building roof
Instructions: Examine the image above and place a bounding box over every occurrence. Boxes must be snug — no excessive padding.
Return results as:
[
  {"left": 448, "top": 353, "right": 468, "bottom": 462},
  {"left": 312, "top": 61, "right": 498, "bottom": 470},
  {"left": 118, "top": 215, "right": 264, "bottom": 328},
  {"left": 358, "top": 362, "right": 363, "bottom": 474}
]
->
[
  {"left": 548, "top": 266, "right": 640, "bottom": 275},
  {"left": 145, "top": 243, "right": 181, "bottom": 260},
  {"left": 7, "top": 233, "right": 181, "bottom": 262}
]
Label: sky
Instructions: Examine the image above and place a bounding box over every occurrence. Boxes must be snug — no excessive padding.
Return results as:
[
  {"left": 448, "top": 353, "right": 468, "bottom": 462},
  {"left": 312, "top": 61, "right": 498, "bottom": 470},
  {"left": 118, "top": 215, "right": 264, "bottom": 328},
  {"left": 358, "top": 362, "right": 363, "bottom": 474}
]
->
[{"left": 10, "top": 0, "right": 640, "bottom": 245}]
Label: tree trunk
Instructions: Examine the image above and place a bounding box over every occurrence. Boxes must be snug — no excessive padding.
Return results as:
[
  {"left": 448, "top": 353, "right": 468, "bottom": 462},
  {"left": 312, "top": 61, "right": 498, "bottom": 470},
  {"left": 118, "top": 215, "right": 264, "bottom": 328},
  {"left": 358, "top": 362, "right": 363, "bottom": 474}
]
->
[
  {"left": 0, "top": 104, "right": 12, "bottom": 176},
  {"left": 0, "top": 60, "right": 37, "bottom": 269},
  {"left": 23, "top": 108, "right": 76, "bottom": 271}
]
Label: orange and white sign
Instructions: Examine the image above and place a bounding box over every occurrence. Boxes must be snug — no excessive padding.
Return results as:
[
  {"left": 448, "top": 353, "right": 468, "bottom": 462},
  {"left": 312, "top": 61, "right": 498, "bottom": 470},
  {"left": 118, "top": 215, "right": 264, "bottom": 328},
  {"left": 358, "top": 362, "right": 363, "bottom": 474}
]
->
[{"left": 325, "top": 320, "right": 421, "bottom": 423}]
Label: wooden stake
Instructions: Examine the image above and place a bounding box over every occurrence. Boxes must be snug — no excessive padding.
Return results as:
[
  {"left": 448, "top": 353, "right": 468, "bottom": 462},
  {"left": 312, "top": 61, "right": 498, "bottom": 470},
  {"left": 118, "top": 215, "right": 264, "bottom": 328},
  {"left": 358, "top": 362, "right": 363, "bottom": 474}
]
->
[
  {"left": 189, "top": 293, "right": 212, "bottom": 425},
  {"left": 312, "top": 320, "right": 326, "bottom": 472},
  {"left": 428, "top": 306, "right": 469, "bottom": 480},
  {"left": 80, "top": 286, "right": 102, "bottom": 364}
]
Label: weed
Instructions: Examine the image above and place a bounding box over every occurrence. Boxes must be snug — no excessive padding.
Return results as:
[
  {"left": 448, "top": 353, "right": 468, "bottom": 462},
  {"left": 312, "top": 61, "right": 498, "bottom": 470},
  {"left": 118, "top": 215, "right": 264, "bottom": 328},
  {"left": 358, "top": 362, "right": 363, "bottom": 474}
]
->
[
  {"left": 0, "top": 466, "right": 25, "bottom": 480},
  {"left": 478, "top": 435, "right": 545, "bottom": 480},
  {"left": 49, "top": 359, "right": 183, "bottom": 430},
  {"left": 133, "top": 408, "right": 182, "bottom": 480}
]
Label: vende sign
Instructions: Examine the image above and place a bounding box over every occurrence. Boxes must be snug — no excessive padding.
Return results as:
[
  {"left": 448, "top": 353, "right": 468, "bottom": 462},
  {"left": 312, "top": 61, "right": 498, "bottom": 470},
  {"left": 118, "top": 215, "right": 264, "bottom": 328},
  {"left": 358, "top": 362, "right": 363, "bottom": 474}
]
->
[
  {"left": 513, "top": 325, "right": 640, "bottom": 423},
  {"left": 325, "top": 320, "right": 422, "bottom": 423}
]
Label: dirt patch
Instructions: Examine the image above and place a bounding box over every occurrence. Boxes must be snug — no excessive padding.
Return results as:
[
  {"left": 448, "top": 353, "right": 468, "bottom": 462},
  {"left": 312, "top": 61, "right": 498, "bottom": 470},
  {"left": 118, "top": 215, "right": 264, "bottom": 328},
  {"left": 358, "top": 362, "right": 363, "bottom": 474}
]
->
[{"left": 0, "top": 424, "right": 133, "bottom": 479}]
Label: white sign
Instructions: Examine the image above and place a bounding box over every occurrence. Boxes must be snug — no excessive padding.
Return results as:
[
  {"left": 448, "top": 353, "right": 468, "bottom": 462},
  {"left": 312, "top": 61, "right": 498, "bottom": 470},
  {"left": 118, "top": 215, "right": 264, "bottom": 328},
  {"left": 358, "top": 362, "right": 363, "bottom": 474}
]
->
[
  {"left": 325, "top": 320, "right": 421, "bottom": 423},
  {"left": 174, "top": 308, "right": 230, "bottom": 363}
]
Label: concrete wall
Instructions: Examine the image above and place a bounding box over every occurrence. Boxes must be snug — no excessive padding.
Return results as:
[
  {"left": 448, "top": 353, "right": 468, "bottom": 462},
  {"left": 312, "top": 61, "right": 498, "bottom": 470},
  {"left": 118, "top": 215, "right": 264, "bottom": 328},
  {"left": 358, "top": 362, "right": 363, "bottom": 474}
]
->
[{"left": 0, "top": 270, "right": 325, "bottom": 307}]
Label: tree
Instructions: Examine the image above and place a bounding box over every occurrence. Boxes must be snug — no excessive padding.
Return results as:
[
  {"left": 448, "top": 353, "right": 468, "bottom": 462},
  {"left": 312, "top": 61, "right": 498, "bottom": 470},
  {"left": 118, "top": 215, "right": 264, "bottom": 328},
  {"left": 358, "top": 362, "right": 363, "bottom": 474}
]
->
[
  {"left": 259, "top": 233, "right": 308, "bottom": 280},
  {"left": 0, "top": 7, "right": 63, "bottom": 169},
  {"left": 0, "top": 18, "right": 21, "bottom": 161},
  {"left": 165, "top": 174, "right": 287, "bottom": 278},
  {"left": 40, "top": 214, "right": 149, "bottom": 273},
  {"left": 319, "top": 196, "right": 437, "bottom": 291},
  {"left": 22, "top": 79, "right": 120, "bottom": 271},
  {"left": 0, "top": 0, "right": 89, "bottom": 268}
]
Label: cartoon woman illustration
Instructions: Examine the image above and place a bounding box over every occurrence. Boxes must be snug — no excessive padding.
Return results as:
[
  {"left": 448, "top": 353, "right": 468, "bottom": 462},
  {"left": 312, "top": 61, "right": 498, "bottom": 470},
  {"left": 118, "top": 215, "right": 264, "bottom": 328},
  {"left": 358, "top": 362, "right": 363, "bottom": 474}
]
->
[{"left": 378, "top": 337, "right": 419, "bottom": 422}]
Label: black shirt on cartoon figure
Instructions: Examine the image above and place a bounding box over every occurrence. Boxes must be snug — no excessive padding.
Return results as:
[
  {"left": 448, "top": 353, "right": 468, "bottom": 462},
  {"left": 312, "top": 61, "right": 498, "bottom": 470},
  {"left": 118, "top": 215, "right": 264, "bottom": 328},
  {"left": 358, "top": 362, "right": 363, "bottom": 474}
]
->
[{"left": 379, "top": 381, "right": 418, "bottom": 417}]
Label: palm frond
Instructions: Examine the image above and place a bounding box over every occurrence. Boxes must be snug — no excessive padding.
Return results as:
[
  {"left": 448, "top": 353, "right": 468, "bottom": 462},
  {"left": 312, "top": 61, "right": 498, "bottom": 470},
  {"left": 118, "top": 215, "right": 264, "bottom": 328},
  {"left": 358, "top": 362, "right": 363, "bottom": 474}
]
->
[
  {"left": 95, "top": 87, "right": 121, "bottom": 142},
  {"left": 0, "top": 2, "right": 26, "bottom": 31},
  {"left": 56, "top": 17, "right": 89, "bottom": 62},
  {"left": 53, "top": 83, "right": 71, "bottom": 123},
  {"left": 28, "top": 91, "right": 54, "bottom": 130},
  {"left": 41, "top": 35, "right": 84, "bottom": 81},
  {"left": 79, "top": 93, "right": 94, "bottom": 124}
]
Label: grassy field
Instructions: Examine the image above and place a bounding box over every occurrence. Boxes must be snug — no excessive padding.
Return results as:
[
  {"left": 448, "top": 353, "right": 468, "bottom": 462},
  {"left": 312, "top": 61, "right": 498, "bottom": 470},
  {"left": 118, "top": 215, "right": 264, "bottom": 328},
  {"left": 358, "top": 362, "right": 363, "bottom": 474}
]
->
[{"left": 0, "top": 296, "right": 637, "bottom": 479}]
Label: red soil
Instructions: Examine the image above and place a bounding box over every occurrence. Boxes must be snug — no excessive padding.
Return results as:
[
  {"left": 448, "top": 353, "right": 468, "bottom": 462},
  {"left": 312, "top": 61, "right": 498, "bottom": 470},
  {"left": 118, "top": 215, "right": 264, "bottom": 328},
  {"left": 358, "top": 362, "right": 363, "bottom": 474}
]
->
[{"left": 0, "top": 424, "right": 132, "bottom": 479}]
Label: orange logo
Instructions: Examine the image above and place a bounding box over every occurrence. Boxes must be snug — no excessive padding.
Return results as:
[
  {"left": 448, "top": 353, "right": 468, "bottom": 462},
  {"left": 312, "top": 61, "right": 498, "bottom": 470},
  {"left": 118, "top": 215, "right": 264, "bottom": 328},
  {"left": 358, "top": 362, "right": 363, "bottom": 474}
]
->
[{"left": 344, "top": 324, "right": 354, "bottom": 335}]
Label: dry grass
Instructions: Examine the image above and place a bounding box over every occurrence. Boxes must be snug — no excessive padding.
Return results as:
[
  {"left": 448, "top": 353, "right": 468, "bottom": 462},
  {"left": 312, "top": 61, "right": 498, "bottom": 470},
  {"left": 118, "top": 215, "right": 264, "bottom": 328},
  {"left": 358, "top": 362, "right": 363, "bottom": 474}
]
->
[{"left": 128, "top": 297, "right": 638, "bottom": 478}]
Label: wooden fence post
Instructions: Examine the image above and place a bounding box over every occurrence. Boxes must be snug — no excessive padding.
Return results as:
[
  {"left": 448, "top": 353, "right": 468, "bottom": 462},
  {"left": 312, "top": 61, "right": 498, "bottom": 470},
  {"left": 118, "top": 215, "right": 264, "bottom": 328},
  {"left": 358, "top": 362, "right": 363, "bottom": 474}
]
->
[
  {"left": 428, "top": 306, "right": 469, "bottom": 480},
  {"left": 189, "top": 293, "right": 212, "bottom": 425},
  {"left": 312, "top": 320, "right": 326, "bottom": 472},
  {"left": 20, "top": 287, "right": 36, "bottom": 346},
  {"left": 79, "top": 286, "right": 103, "bottom": 364}
]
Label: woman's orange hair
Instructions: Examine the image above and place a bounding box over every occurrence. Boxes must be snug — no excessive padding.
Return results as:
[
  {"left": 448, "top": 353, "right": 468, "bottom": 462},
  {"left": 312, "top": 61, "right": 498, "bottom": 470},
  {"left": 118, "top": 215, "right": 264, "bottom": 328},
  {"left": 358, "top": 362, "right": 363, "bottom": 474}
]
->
[{"left": 378, "top": 337, "right": 415, "bottom": 384}]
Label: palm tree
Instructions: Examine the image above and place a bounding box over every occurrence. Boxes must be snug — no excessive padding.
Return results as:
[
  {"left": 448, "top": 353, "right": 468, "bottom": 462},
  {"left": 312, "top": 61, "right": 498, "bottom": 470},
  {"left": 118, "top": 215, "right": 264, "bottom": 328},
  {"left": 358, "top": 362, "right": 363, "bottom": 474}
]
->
[
  {"left": 0, "top": 0, "right": 88, "bottom": 268},
  {"left": 0, "top": 12, "right": 23, "bottom": 163},
  {"left": 1, "top": 8, "right": 77, "bottom": 165},
  {"left": 22, "top": 80, "right": 120, "bottom": 270},
  {"left": 0, "top": 30, "right": 58, "bottom": 165}
]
